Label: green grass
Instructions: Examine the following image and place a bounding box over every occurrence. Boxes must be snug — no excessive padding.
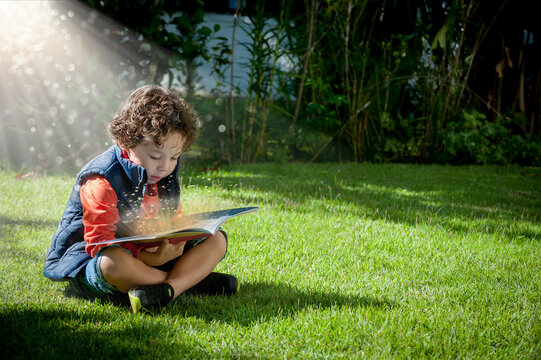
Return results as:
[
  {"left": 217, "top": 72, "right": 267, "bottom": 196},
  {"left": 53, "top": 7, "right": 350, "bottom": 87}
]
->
[{"left": 1, "top": 163, "right": 540, "bottom": 359}]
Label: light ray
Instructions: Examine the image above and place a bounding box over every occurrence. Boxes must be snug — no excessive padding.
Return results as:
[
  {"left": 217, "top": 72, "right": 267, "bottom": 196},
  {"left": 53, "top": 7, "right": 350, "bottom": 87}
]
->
[{"left": 0, "top": 1, "right": 171, "bottom": 172}]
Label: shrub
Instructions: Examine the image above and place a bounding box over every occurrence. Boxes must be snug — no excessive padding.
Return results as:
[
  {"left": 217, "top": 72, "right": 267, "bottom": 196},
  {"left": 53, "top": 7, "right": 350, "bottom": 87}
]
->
[{"left": 443, "top": 109, "right": 541, "bottom": 165}]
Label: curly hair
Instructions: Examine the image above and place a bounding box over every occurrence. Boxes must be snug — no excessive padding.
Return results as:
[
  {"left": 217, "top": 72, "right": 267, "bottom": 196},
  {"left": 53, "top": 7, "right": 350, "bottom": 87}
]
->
[{"left": 108, "top": 85, "right": 201, "bottom": 151}]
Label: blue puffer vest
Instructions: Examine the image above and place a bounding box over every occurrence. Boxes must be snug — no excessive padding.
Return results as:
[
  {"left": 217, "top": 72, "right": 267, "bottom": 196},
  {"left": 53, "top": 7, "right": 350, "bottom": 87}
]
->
[{"left": 43, "top": 145, "right": 180, "bottom": 281}]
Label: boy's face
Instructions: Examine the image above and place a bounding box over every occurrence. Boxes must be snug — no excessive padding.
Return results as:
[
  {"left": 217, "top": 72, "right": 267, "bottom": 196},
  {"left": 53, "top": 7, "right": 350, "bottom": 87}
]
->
[{"left": 123, "top": 132, "right": 185, "bottom": 184}]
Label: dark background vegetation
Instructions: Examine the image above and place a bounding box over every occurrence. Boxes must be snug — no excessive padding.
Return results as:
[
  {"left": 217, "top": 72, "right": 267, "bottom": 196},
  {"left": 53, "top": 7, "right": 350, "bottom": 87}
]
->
[{"left": 1, "top": 0, "right": 540, "bottom": 170}]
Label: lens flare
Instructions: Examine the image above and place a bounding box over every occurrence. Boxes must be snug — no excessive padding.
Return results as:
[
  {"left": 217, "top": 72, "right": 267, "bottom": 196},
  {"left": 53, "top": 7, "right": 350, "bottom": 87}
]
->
[{"left": 0, "top": 1, "right": 172, "bottom": 172}]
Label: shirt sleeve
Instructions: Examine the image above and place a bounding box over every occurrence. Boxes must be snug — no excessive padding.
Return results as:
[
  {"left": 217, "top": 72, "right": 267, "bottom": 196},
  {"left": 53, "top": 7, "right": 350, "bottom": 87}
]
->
[{"left": 80, "top": 176, "right": 142, "bottom": 258}]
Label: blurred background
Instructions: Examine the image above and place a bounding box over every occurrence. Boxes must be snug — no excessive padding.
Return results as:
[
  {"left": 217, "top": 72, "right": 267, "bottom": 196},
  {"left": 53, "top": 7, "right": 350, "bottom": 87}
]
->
[{"left": 0, "top": 0, "right": 539, "bottom": 172}]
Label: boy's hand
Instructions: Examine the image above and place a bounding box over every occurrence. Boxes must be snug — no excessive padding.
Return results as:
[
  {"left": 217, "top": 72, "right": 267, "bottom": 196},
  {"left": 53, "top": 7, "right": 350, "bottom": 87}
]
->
[
  {"left": 139, "top": 239, "right": 185, "bottom": 266},
  {"left": 155, "top": 239, "right": 186, "bottom": 265}
]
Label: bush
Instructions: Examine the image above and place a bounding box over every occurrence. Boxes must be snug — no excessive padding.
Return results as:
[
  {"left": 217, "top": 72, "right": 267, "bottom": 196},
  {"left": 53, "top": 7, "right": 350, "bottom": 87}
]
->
[{"left": 442, "top": 109, "right": 541, "bottom": 165}]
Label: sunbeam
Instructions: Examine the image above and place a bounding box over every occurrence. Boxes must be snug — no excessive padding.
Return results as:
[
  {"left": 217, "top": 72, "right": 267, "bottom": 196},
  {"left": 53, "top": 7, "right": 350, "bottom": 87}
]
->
[{"left": 0, "top": 0, "right": 172, "bottom": 172}]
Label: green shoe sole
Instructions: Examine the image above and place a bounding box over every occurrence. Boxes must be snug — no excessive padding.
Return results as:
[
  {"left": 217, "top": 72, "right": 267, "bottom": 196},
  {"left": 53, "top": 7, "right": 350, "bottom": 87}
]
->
[{"left": 128, "top": 292, "right": 142, "bottom": 314}]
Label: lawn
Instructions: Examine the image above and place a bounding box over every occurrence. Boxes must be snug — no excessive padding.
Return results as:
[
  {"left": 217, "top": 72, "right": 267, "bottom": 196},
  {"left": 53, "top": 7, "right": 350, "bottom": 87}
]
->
[{"left": 0, "top": 163, "right": 540, "bottom": 359}]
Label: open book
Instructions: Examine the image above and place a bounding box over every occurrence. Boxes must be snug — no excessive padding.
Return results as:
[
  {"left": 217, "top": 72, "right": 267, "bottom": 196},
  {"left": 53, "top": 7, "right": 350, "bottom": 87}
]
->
[{"left": 87, "top": 206, "right": 259, "bottom": 249}]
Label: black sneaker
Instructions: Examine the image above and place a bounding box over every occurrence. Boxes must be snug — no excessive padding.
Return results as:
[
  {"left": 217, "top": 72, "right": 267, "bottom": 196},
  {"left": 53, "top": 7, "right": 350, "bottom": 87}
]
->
[
  {"left": 184, "top": 272, "right": 239, "bottom": 297},
  {"left": 128, "top": 283, "right": 174, "bottom": 313}
]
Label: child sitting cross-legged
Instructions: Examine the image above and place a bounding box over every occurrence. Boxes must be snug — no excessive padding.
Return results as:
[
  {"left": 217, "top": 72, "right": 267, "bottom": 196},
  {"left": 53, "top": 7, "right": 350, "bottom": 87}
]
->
[{"left": 43, "top": 85, "right": 238, "bottom": 313}]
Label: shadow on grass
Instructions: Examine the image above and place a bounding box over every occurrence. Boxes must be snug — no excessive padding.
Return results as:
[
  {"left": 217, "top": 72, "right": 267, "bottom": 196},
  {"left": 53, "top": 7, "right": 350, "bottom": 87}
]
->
[
  {"left": 169, "top": 281, "right": 393, "bottom": 326},
  {"left": 0, "top": 304, "right": 206, "bottom": 360},
  {"left": 185, "top": 164, "right": 541, "bottom": 241},
  {"left": 0, "top": 215, "right": 58, "bottom": 230},
  {"left": 62, "top": 280, "right": 392, "bottom": 327}
]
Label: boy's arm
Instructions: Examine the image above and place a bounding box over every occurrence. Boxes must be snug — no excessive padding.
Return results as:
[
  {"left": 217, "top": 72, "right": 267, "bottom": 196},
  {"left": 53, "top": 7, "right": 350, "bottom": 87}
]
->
[{"left": 80, "top": 176, "right": 142, "bottom": 258}]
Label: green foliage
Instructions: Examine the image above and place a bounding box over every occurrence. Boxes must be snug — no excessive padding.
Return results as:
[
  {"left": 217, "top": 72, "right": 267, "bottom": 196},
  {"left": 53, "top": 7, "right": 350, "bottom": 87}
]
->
[
  {"left": 234, "top": 0, "right": 292, "bottom": 163},
  {"left": 443, "top": 109, "right": 541, "bottom": 165},
  {"left": 3, "top": 0, "right": 537, "bottom": 171},
  {"left": 162, "top": 7, "right": 222, "bottom": 98},
  {"left": 304, "top": 80, "right": 345, "bottom": 132}
]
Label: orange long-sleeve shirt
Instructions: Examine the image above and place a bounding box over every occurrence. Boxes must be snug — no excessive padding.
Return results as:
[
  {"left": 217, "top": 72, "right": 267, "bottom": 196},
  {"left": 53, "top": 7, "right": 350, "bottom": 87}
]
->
[
  {"left": 80, "top": 176, "right": 177, "bottom": 258},
  {"left": 80, "top": 149, "right": 182, "bottom": 258}
]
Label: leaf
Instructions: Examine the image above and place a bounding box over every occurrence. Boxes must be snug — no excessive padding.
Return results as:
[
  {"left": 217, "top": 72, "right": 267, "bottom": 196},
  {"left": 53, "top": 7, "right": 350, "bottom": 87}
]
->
[
  {"left": 431, "top": 23, "right": 448, "bottom": 50},
  {"left": 194, "top": 8, "right": 205, "bottom": 23},
  {"left": 167, "top": 69, "right": 174, "bottom": 88},
  {"left": 168, "top": 33, "right": 182, "bottom": 45},
  {"left": 197, "top": 26, "right": 212, "bottom": 37},
  {"left": 176, "top": 16, "right": 192, "bottom": 32}
]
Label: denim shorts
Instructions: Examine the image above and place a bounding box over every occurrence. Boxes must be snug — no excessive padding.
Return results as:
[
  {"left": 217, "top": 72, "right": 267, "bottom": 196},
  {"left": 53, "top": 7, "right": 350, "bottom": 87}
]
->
[{"left": 73, "top": 234, "right": 226, "bottom": 299}]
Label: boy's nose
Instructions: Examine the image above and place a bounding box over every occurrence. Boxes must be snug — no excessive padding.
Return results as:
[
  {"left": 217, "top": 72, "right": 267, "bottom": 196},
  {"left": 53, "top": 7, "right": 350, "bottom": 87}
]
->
[{"left": 158, "top": 162, "right": 171, "bottom": 173}]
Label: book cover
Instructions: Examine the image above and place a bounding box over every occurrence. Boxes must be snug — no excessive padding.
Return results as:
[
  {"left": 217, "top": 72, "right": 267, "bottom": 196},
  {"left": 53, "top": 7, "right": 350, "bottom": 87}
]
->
[{"left": 86, "top": 206, "right": 259, "bottom": 248}]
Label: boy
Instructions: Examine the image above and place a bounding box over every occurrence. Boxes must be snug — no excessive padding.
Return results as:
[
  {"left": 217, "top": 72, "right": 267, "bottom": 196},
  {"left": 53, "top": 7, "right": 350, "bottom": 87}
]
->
[{"left": 43, "top": 85, "right": 237, "bottom": 313}]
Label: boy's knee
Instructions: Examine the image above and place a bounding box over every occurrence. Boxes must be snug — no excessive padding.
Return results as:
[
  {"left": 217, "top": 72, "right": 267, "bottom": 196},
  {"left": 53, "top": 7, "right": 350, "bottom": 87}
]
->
[
  {"left": 210, "top": 231, "right": 227, "bottom": 256},
  {"left": 99, "top": 247, "right": 130, "bottom": 278}
]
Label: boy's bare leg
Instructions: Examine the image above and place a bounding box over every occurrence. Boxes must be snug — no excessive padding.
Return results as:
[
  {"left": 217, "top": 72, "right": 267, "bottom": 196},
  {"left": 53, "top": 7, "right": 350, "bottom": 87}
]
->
[
  {"left": 100, "top": 247, "right": 168, "bottom": 293},
  {"left": 99, "top": 231, "right": 226, "bottom": 298},
  {"left": 164, "top": 231, "right": 227, "bottom": 300}
]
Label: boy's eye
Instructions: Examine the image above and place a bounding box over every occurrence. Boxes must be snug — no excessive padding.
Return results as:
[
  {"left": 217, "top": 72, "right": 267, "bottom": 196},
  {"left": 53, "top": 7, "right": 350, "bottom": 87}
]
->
[{"left": 149, "top": 155, "right": 161, "bottom": 160}]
